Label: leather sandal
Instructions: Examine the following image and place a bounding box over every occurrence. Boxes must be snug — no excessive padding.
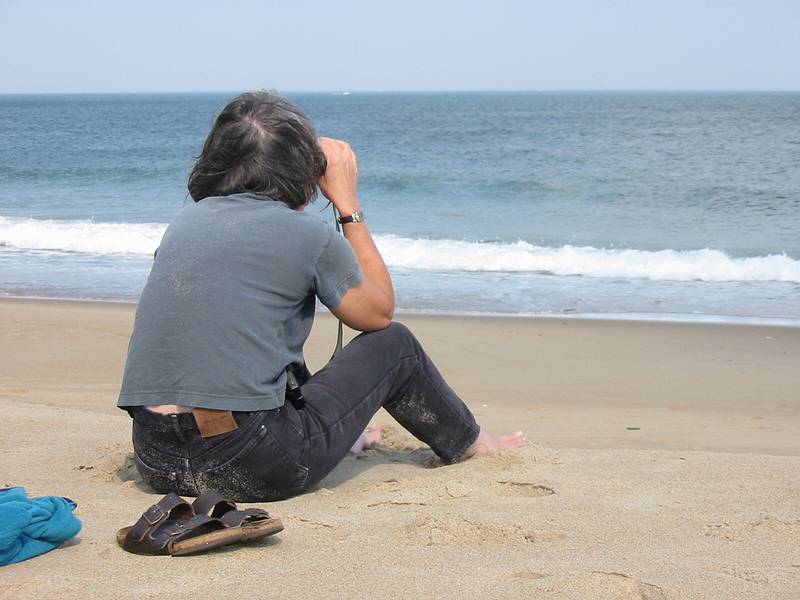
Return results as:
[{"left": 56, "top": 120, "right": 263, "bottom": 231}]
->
[
  {"left": 191, "top": 490, "right": 239, "bottom": 518},
  {"left": 116, "top": 491, "right": 283, "bottom": 556}
]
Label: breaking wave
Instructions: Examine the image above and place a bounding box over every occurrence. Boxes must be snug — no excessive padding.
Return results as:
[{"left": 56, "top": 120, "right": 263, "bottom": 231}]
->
[{"left": 1, "top": 216, "right": 798, "bottom": 283}]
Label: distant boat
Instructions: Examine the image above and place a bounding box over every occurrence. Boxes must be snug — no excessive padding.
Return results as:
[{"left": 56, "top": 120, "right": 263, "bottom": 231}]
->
[{"left": 332, "top": 91, "right": 351, "bottom": 96}]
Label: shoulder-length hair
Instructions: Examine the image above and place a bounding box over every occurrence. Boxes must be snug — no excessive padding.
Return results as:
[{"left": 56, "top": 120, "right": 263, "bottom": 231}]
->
[{"left": 187, "top": 91, "right": 326, "bottom": 209}]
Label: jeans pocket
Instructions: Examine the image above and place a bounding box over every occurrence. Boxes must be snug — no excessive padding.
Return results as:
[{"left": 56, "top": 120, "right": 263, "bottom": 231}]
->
[{"left": 193, "top": 422, "right": 309, "bottom": 502}]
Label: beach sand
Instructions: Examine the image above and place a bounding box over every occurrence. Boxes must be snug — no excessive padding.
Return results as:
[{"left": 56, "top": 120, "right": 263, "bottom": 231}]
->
[{"left": 1, "top": 297, "right": 798, "bottom": 599}]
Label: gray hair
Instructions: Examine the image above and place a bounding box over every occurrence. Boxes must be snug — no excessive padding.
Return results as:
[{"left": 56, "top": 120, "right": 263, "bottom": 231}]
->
[{"left": 188, "top": 91, "right": 326, "bottom": 209}]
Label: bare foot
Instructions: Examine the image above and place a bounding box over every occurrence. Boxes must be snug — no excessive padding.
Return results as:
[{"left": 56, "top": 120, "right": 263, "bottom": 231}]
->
[
  {"left": 460, "top": 430, "right": 527, "bottom": 460},
  {"left": 349, "top": 425, "right": 384, "bottom": 453}
]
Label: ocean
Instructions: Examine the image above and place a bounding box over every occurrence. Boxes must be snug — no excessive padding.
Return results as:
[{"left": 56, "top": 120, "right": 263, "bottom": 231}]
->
[{"left": 1, "top": 91, "right": 799, "bottom": 322}]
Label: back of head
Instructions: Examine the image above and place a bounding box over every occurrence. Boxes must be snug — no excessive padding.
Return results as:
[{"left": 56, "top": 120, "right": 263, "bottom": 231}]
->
[{"left": 188, "top": 90, "right": 325, "bottom": 209}]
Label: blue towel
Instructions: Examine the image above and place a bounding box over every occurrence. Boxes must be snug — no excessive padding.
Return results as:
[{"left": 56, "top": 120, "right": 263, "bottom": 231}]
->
[{"left": 0, "top": 487, "right": 82, "bottom": 565}]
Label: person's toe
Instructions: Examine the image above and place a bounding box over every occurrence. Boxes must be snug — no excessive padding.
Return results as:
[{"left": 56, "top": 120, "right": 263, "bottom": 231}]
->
[{"left": 504, "top": 431, "right": 528, "bottom": 448}]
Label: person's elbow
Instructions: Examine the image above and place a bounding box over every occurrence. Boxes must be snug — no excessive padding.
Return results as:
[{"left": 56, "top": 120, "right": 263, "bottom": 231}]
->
[
  {"left": 371, "top": 298, "right": 395, "bottom": 331},
  {"left": 331, "top": 282, "right": 395, "bottom": 332},
  {"left": 362, "top": 314, "right": 392, "bottom": 332},
  {"left": 337, "top": 308, "right": 392, "bottom": 332},
  {"left": 376, "top": 285, "right": 396, "bottom": 325},
  {"left": 346, "top": 296, "right": 394, "bottom": 332},
  {"left": 377, "top": 290, "right": 395, "bottom": 323}
]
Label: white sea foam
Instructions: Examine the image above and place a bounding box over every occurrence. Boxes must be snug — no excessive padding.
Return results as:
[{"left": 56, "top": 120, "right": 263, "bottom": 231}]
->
[
  {"left": 0, "top": 216, "right": 166, "bottom": 256},
  {"left": 1, "top": 216, "right": 798, "bottom": 283},
  {"left": 375, "top": 234, "right": 800, "bottom": 282}
]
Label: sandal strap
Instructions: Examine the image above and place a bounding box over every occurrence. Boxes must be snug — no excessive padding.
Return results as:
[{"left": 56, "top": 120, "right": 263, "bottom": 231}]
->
[
  {"left": 220, "top": 507, "right": 271, "bottom": 528},
  {"left": 122, "top": 493, "right": 194, "bottom": 553},
  {"left": 192, "top": 490, "right": 237, "bottom": 518}
]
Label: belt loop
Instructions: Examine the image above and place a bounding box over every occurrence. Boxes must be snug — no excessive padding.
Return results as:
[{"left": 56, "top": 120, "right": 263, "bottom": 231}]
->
[{"left": 170, "top": 414, "right": 186, "bottom": 443}]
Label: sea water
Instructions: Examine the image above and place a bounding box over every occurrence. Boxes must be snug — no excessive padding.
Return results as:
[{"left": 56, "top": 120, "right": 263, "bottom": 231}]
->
[{"left": 1, "top": 91, "right": 798, "bottom": 322}]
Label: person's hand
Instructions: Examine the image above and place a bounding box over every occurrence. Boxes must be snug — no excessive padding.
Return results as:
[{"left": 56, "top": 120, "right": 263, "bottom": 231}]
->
[{"left": 318, "top": 137, "right": 360, "bottom": 215}]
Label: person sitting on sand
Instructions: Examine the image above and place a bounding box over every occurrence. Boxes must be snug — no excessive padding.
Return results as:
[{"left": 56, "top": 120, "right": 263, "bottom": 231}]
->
[{"left": 117, "top": 90, "right": 527, "bottom": 501}]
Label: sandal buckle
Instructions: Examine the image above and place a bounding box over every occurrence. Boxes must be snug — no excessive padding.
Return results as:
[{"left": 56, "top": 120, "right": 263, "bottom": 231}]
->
[{"left": 143, "top": 504, "right": 166, "bottom": 525}]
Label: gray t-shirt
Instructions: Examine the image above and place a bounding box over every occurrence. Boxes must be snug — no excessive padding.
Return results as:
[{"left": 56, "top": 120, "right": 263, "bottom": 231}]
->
[{"left": 117, "top": 192, "right": 362, "bottom": 411}]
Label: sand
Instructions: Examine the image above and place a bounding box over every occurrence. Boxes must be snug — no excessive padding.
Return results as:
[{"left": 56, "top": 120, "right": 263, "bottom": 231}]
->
[{"left": 1, "top": 297, "right": 798, "bottom": 599}]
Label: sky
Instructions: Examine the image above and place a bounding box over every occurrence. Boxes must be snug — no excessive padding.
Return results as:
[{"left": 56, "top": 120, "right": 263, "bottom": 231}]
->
[{"left": 0, "top": 0, "right": 798, "bottom": 93}]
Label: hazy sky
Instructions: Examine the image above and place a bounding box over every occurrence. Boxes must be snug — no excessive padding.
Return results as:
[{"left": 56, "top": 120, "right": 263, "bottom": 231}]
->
[{"left": 1, "top": 0, "right": 798, "bottom": 93}]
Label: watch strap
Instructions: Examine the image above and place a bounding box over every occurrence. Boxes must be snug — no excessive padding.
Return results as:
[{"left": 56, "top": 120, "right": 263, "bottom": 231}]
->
[{"left": 337, "top": 210, "right": 364, "bottom": 225}]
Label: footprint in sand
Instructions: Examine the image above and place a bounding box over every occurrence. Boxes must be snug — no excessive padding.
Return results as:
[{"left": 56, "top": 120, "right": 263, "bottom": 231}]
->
[
  {"left": 400, "top": 515, "right": 565, "bottom": 546},
  {"left": 494, "top": 480, "right": 555, "bottom": 497},
  {"left": 705, "top": 516, "right": 800, "bottom": 543},
  {"left": 514, "top": 571, "right": 666, "bottom": 600},
  {"left": 720, "top": 566, "right": 769, "bottom": 584}
]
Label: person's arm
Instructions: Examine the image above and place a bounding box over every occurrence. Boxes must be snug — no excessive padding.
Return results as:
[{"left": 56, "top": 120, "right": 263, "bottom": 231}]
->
[{"left": 317, "top": 137, "right": 395, "bottom": 331}]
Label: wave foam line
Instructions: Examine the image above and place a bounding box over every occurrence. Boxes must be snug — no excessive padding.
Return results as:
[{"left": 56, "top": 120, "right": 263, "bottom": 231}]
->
[
  {"left": 1, "top": 217, "right": 798, "bottom": 283},
  {"left": 0, "top": 216, "right": 167, "bottom": 256},
  {"left": 374, "top": 234, "right": 800, "bottom": 283}
]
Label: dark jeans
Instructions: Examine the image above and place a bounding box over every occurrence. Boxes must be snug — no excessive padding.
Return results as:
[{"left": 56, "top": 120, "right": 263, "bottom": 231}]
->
[{"left": 131, "top": 322, "right": 480, "bottom": 502}]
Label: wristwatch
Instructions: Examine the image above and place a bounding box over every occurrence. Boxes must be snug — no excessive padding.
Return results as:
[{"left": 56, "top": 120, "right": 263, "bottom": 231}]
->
[{"left": 337, "top": 210, "right": 364, "bottom": 225}]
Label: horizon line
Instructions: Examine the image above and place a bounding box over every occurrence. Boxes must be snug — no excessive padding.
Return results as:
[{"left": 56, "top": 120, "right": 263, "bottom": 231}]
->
[{"left": 1, "top": 87, "right": 799, "bottom": 96}]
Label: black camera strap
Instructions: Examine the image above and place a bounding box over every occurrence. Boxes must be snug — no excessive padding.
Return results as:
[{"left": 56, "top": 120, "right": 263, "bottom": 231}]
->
[{"left": 331, "top": 205, "right": 344, "bottom": 360}]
